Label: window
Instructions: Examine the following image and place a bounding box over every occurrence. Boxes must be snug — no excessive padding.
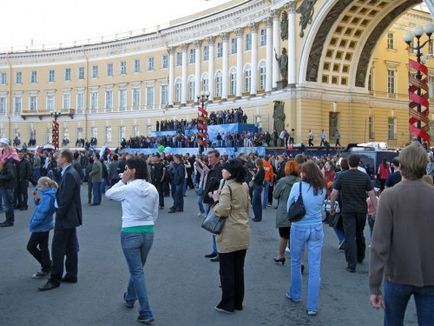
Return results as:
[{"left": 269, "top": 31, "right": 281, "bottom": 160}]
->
[
  {"left": 162, "top": 55, "right": 168, "bottom": 68},
  {"left": 31, "top": 71, "right": 38, "bottom": 83},
  {"left": 231, "top": 38, "right": 237, "bottom": 54},
  {"left": 244, "top": 66, "right": 251, "bottom": 92},
  {"left": 176, "top": 52, "right": 182, "bottom": 66},
  {"left": 260, "top": 29, "right": 266, "bottom": 46},
  {"left": 14, "top": 96, "right": 21, "bottom": 113},
  {"left": 161, "top": 85, "right": 168, "bottom": 106},
  {"left": 245, "top": 33, "right": 251, "bottom": 51},
  {"left": 259, "top": 62, "right": 266, "bottom": 90},
  {"left": 92, "top": 65, "right": 98, "bottom": 78},
  {"left": 388, "top": 117, "right": 397, "bottom": 140},
  {"left": 147, "top": 57, "right": 154, "bottom": 71},
  {"left": 217, "top": 42, "right": 223, "bottom": 58},
  {"left": 132, "top": 87, "right": 140, "bottom": 110},
  {"left": 29, "top": 95, "right": 37, "bottom": 112},
  {"left": 0, "top": 128, "right": 4, "bottom": 138},
  {"left": 387, "top": 32, "right": 394, "bottom": 49},
  {"left": 16, "top": 72, "right": 22, "bottom": 84},
  {"left": 132, "top": 125, "right": 139, "bottom": 137},
  {"left": 105, "top": 90, "right": 113, "bottom": 112},
  {"left": 188, "top": 78, "right": 195, "bottom": 101},
  {"left": 175, "top": 79, "right": 182, "bottom": 102},
  {"left": 201, "top": 74, "right": 209, "bottom": 93},
  {"left": 146, "top": 86, "right": 154, "bottom": 109},
  {"left": 368, "top": 69, "right": 373, "bottom": 92},
  {"left": 65, "top": 68, "right": 71, "bottom": 81},
  {"left": 430, "top": 40, "right": 434, "bottom": 56},
  {"left": 215, "top": 72, "right": 222, "bottom": 97},
  {"left": 368, "top": 116, "right": 375, "bottom": 139},
  {"left": 107, "top": 63, "right": 113, "bottom": 77},
  {"left": 119, "top": 126, "right": 126, "bottom": 141},
  {"left": 203, "top": 46, "right": 209, "bottom": 61},
  {"left": 387, "top": 69, "right": 395, "bottom": 94},
  {"left": 48, "top": 70, "right": 55, "bottom": 82},
  {"left": 90, "top": 91, "right": 98, "bottom": 113},
  {"left": 63, "top": 93, "right": 71, "bottom": 110},
  {"left": 76, "top": 127, "right": 83, "bottom": 140},
  {"left": 189, "top": 49, "right": 196, "bottom": 64},
  {"left": 429, "top": 76, "right": 434, "bottom": 98},
  {"left": 134, "top": 59, "right": 141, "bottom": 73},
  {"left": 91, "top": 127, "right": 97, "bottom": 139},
  {"left": 46, "top": 94, "right": 55, "bottom": 112},
  {"left": 63, "top": 127, "right": 70, "bottom": 142},
  {"left": 119, "top": 88, "right": 127, "bottom": 111},
  {"left": 78, "top": 67, "right": 85, "bottom": 80},
  {"left": 230, "top": 69, "right": 236, "bottom": 95},
  {"left": 105, "top": 126, "right": 112, "bottom": 143},
  {"left": 76, "top": 92, "right": 84, "bottom": 114},
  {"left": 120, "top": 61, "right": 127, "bottom": 75},
  {"left": 0, "top": 72, "right": 6, "bottom": 84},
  {"left": 0, "top": 97, "right": 5, "bottom": 113},
  {"left": 46, "top": 127, "right": 52, "bottom": 144}
]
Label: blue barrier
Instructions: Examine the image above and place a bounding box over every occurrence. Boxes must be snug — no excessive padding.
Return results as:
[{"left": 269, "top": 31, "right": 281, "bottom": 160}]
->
[{"left": 125, "top": 146, "right": 266, "bottom": 157}]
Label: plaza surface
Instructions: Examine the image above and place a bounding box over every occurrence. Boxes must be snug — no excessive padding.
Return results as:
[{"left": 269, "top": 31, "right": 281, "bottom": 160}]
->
[{"left": 0, "top": 186, "right": 417, "bottom": 326}]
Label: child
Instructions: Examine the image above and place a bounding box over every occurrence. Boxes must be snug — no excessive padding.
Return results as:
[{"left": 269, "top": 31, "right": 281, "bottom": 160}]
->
[
  {"left": 27, "top": 177, "right": 58, "bottom": 279},
  {"left": 367, "top": 187, "right": 380, "bottom": 241}
]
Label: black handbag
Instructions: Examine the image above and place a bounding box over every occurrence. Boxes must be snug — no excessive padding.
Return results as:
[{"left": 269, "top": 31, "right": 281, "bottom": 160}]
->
[
  {"left": 201, "top": 185, "right": 232, "bottom": 234},
  {"left": 288, "top": 182, "right": 306, "bottom": 222}
]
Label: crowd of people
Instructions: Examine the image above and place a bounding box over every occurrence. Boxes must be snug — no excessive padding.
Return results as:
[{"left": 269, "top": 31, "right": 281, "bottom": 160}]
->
[{"left": 1, "top": 135, "right": 434, "bottom": 324}]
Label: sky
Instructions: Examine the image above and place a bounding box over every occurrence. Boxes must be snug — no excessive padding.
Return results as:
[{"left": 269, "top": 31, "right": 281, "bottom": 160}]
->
[{"left": 0, "top": 0, "right": 231, "bottom": 51}]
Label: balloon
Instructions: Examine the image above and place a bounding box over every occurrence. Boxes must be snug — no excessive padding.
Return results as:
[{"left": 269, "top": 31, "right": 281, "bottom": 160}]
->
[
  {"left": 158, "top": 145, "right": 165, "bottom": 153},
  {"left": 164, "top": 147, "right": 172, "bottom": 154}
]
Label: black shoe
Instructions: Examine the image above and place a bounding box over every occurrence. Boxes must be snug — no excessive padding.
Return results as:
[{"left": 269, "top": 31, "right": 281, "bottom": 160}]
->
[
  {"left": 61, "top": 275, "right": 77, "bottom": 283},
  {"left": 32, "top": 271, "right": 50, "bottom": 279},
  {"left": 273, "top": 257, "right": 286, "bottom": 265},
  {"left": 251, "top": 218, "right": 261, "bottom": 222},
  {"left": 168, "top": 209, "right": 176, "bottom": 214},
  {"left": 19, "top": 206, "right": 28, "bottom": 211},
  {"left": 0, "top": 221, "right": 13, "bottom": 227},
  {"left": 38, "top": 280, "right": 60, "bottom": 291},
  {"left": 357, "top": 257, "right": 364, "bottom": 264},
  {"left": 235, "top": 306, "right": 243, "bottom": 311},
  {"left": 210, "top": 256, "right": 219, "bottom": 262},
  {"left": 205, "top": 252, "right": 218, "bottom": 258},
  {"left": 137, "top": 315, "right": 154, "bottom": 324},
  {"left": 214, "top": 306, "right": 234, "bottom": 314},
  {"left": 346, "top": 267, "right": 356, "bottom": 273},
  {"left": 176, "top": 209, "right": 183, "bottom": 212}
]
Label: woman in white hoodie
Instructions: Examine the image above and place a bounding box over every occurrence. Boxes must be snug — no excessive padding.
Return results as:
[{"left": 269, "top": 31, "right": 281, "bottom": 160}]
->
[{"left": 106, "top": 157, "right": 159, "bottom": 324}]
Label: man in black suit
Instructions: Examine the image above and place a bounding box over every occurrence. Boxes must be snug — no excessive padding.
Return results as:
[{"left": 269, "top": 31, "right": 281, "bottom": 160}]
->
[{"left": 39, "top": 150, "right": 82, "bottom": 291}]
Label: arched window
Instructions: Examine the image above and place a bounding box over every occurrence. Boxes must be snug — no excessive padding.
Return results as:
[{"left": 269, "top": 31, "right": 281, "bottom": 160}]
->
[
  {"left": 259, "top": 61, "right": 266, "bottom": 91},
  {"left": 230, "top": 68, "right": 237, "bottom": 96},
  {"left": 244, "top": 64, "right": 251, "bottom": 93},
  {"left": 201, "top": 73, "right": 209, "bottom": 93},
  {"left": 215, "top": 71, "right": 222, "bottom": 97},
  {"left": 175, "top": 79, "right": 182, "bottom": 102},
  {"left": 188, "top": 76, "right": 195, "bottom": 102}
]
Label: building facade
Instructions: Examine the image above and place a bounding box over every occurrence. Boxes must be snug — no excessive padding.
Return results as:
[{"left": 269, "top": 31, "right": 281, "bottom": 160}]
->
[{"left": 0, "top": 0, "right": 433, "bottom": 147}]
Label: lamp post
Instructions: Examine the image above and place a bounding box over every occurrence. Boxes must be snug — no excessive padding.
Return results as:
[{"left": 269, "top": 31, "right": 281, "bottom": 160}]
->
[
  {"left": 197, "top": 91, "right": 210, "bottom": 154},
  {"left": 403, "top": 23, "right": 434, "bottom": 144},
  {"left": 51, "top": 111, "right": 62, "bottom": 150}
]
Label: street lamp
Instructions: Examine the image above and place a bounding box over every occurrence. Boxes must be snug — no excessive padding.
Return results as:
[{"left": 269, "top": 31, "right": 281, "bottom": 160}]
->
[{"left": 403, "top": 23, "right": 434, "bottom": 144}]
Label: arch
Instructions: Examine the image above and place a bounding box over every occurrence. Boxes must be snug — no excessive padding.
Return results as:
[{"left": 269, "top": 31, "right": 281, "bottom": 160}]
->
[{"left": 243, "top": 63, "right": 251, "bottom": 72}]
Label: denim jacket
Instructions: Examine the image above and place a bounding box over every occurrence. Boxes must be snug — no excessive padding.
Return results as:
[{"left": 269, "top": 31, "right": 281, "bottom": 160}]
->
[{"left": 29, "top": 188, "right": 56, "bottom": 233}]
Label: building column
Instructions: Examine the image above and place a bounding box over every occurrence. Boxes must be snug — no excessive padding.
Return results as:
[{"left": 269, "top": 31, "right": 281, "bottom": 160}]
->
[
  {"left": 236, "top": 28, "right": 243, "bottom": 99},
  {"left": 265, "top": 17, "right": 273, "bottom": 93},
  {"left": 221, "top": 33, "right": 229, "bottom": 101},
  {"left": 288, "top": 1, "right": 297, "bottom": 86},
  {"left": 181, "top": 45, "right": 187, "bottom": 106},
  {"left": 272, "top": 10, "right": 281, "bottom": 89},
  {"left": 194, "top": 41, "right": 201, "bottom": 104},
  {"left": 207, "top": 37, "right": 215, "bottom": 102},
  {"left": 168, "top": 47, "right": 174, "bottom": 107},
  {"left": 250, "top": 23, "right": 258, "bottom": 97}
]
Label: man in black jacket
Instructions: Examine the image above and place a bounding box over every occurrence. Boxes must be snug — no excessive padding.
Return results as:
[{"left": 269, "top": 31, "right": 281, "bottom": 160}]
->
[
  {"left": 168, "top": 155, "right": 185, "bottom": 213},
  {"left": 39, "top": 150, "right": 82, "bottom": 291},
  {"left": 149, "top": 154, "right": 165, "bottom": 209},
  {"left": 0, "top": 140, "right": 17, "bottom": 227},
  {"left": 15, "top": 150, "right": 32, "bottom": 210}
]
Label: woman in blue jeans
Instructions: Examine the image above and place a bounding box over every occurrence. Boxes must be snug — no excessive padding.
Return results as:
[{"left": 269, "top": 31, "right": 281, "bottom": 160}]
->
[
  {"left": 251, "top": 159, "right": 265, "bottom": 222},
  {"left": 106, "top": 157, "right": 159, "bottom": 324},
  {"left": 286, "top": 160, "right": 326, "bottom": 316}
]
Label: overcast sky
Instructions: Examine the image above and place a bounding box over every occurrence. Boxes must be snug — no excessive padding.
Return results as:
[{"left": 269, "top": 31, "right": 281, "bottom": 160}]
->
[{"left": 0, "top": 0, "right": 230, "bottom": 50}]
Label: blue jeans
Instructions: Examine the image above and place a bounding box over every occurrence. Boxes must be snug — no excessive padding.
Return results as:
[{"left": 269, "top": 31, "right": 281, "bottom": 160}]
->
[
  {"left": 333, "top": 227, "right": 345, "bottom": 244},
  {"left": 0, "top": 188, "right": 14, "bottom": 223},
  {"left": 252, "top": 185, "right": 263, "bottom": 221},
  {"left": 288, "top": 223, "right": 324, "bottom": 311},
  {"left": 33, "top": 168, "right": 41, "bottom": 184},
  {"left": 121, "top": 232, "right": 154, "bottom": 320},
  {"left": 262, "top": 181, "right": 270, "bottom": 209},
  {"left": 92, "top": 181, "right": 102, "bottom": 205},
  {"left": 183, "top": 179, "right": 187, "bottom": 196},
  {"left": 173, "top": 184, "right": 183, "bottom": 211},
  {"left": 384, "top": 280, "right": 434, "bottom": 326},
  {"left": 0, "top": 190, "right": 3, "bottom": 211},
  {"left": 196, "top": 188, "right": 205, "bottom": 214}
]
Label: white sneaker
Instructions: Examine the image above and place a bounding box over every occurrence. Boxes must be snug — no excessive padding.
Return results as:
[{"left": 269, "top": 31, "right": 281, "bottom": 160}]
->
[{"left": 285, "top": 247, "right": 290, "bottom": 254}]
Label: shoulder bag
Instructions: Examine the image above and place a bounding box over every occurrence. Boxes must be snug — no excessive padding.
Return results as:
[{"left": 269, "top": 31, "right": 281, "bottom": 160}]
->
[
  {"left": 201, "top": 185, "right": 232, "bottom": 234},
  {"left": 287, "top": 182, "right": 306, "bottom": 222}
]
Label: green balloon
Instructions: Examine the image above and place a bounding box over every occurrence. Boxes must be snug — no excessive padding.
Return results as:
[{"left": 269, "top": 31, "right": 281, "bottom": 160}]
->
[{"left": 158, "top": 145, "right": 165, "bottom": 153}]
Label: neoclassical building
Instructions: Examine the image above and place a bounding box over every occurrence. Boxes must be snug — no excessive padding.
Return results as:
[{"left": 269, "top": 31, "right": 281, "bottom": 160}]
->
[{"left": 0, "top": 0, "right": 433, "bottom": 147}]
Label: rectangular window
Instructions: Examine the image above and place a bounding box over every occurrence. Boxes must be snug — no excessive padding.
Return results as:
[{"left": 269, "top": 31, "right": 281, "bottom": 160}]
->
[
  {"left": 31, "top": 71, "right": 38, "bottom": 83},
  {"left": 245, "top": 33, "right": 251, "bottom": 51},
  {"left": 231, "top": 38, "right": 237, "bottom": 54},
  {"left": 107, "top": 63, "right": 113, "bottom": 77},
  {"left": 429, "top": 76, "right": 434, "bottom": 99},
  {"left": 105, "top": 90, "right": 113, "bottom": 112},
  {"left": 430, "top": 40, "right": 434, "bottom": 56},
  {"left": 105, "top": 126, "right": 112, "bottom": 143},
  {"left": 368, "top": 116, "right": 375, "bottom": 139},
  {"left": 188, "top": 80, "right": 195, "bottom": 101},
  {"left": 65, "top": 68, "right": 71, "bottom": 81},
  {"left": 62, "top": 127, "right": 70, "bottom": 142},
  {"left": 90, "top": 91, "right": 98, "bottom": 112},
  {"left": 92, "top": 65, "right": 98, "bottom": 78},
  {"left": 14, "top": 96, "right": 22, "bottom": 113},
  {"left": 217, "top": 42, "right": 223, "bottom": 58},
  {"left": 147, "top": 57, "right": 154, "bottom": 71},
  {"left": 387, "top": 32, "right": 394, "bottom": 49},
  {"left": 132, "top": 125, "right": 139, "bottom": 137},
  {"left": 0, "top": 97, "right": 5, "bottom": 113},
  {"left": 0, "top": 72, "right": 7, "bottom": 84},
  {"left": 119, "top": 88, "right": 127, "bottom": 111},
  {"left": 78, "top": 67, "right": 85, "bottom": 80},
  {"left": 29, "top": 95, "right": 37, "bottom": 112},
  {"left": 134, "top": 59, "right": 141, "bottom": 73},
  {"left": 244, "top": 70, "right": 251, "bottom": 92},
  {"left": 162, "top": 55, "right": 168, "bottom": 68},
  {"left": 388, "top": 117, "right": 397, "bottom": 140},
  {"left": 91, "top": 127, "right": 97, "bottom": 139},
  {"left": 215, "top": 75, "right": 222, "bottom": 97},
  {"left": 119, "top": 126, "right": 126, "bottom": 141},
  {"left": 387, "top": 69, "right": 395, "bottom": 94},
  {"left": 203, "top": 46, "right": 209, "bottom": 61},
  {"left": 46, "top": 94, "right": 55, "bottom": 112},
  {"left": 176, "top": 52, "right": 182, "bottom": 66},
  {"left": 132, "top": 87, "right": 140, "bottom": 110},
  {"left": 161, "top": 85, "right": 168, "bottom": 106},
  {"left": 120, "top": 61, "right": 127, "bottom": 75},
  {"left": 260, "top": 29, "right": 266, "bottom": 46},
  {"left": 63, "top": 93, "right": 71, "bottom": 110},
  {"left": 146, "top": 86, "right": 154, "bottom": 109},
  {"left": 189, "top": 48, "right": 196, "bottom": 64},
  {"left": 16, "top": 72, "right": 22, "bottom": 84},
  {"left": 76, "top": 92, "right": 84, "bottom": 113},
  {"left": 76, "top": 127, "right": 83, "bottom": 140},
  {"left": 48, "top": 70, "right": 55, "bottom": 82}
]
